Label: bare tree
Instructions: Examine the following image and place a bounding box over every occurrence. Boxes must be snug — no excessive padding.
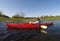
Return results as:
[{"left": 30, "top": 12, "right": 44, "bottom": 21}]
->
[
  {"left": 12, "top": 12, "right": 25, "bottom": 18},
  {"left": 0, "top": 10, "right": 3, "bottom": 16}
]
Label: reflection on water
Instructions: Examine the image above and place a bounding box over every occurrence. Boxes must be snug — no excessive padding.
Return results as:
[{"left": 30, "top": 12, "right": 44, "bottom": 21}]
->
[
  {"left": 0, "top": 22, "right": 7, "bottom": 33},
  {"left": 0, "top": 20, "right": 60, "bottom": 41},
  {"left": 47, "top": 20, "right": 60, "bottom": 35}
]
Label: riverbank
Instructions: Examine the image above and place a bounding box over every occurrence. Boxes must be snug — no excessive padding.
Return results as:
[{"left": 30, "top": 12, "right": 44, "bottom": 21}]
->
[{"left": 0, "top": 16, "right": 60, "bottom": 23}]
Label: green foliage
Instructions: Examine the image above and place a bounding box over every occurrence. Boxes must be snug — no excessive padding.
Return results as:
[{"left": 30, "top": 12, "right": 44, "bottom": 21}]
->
[{"left": 1, "top": 13, "right": 60, "bottom": 23}]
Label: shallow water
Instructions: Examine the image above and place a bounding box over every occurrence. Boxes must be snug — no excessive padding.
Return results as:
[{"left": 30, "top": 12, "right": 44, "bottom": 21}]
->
[{"left": 0, "top": 20, "right": 60, "bottom": 41}]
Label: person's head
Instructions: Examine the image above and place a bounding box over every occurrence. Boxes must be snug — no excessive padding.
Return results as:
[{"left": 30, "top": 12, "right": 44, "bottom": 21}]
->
[{"left": 36, "top": 17, "right": 40, "bottom": 20}]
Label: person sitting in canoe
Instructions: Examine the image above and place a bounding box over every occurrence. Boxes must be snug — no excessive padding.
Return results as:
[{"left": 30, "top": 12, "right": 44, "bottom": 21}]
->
[
  {"left": 29, "top": 18, "right": 48, "bottom": 34},
  {"left": 29, "top": 17, "right": 41, "bottom": 24}
]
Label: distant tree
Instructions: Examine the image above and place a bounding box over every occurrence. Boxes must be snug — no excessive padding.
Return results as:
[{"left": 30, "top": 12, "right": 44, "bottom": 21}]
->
[
  {"left": 0, "top": 10, "right": 9, "bottom": 18},
  {"left": 3, "top": 13, "right": 9, "bottom": 18},
  {"left": 0, "top": 12, "right": 1, "bottom": 15},
  {"left": 12, "top": 12, "right": 25, "bottom": 18},
  {"left": 0, "top": 11, "right": 3, "bottom": 16}
]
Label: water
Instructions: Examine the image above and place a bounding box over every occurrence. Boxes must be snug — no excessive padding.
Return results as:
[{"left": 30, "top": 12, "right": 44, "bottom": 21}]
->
[
  {"left": 47, "top": 20, "right": 60, "bottom": 35},
  {"left": 0, "top": 22, "right": 7, "bottom": 33},
  {"left": 0, "top": 20, "right": 60, "bottom": 41}
]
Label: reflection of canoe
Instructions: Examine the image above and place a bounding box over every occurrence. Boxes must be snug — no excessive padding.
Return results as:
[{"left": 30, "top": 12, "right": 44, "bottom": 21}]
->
[{"left": 6, "top": 22, "right": 53, "bottom": 30}]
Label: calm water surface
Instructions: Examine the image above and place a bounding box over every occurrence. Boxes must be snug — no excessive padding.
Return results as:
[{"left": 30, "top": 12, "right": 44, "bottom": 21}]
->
[{"left": 0, "top": 20, "right": 60, "bottom": 41}]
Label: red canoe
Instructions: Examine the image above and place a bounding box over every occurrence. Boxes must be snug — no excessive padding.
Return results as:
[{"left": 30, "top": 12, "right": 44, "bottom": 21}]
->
[{"left": 6, "top": 22, "right": 53, "bottom": 30}]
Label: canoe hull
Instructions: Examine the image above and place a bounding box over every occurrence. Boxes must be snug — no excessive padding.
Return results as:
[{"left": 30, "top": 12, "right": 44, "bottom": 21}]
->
[{"left": 6, "top": 22, "right": 53, "bottom": 30}]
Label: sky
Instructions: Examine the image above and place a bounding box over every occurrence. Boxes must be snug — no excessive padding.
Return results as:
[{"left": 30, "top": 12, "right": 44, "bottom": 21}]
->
[{"left": 0, "top": 0, "right": 60, "bottom": 17}]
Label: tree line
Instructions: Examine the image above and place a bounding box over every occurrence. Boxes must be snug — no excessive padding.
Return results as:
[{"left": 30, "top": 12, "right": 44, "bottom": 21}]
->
[
  {"left": 0, "top": 11, "right": 25, "bottom": 18},
  {"left": 0, "top": 11, "right": 60, "bottom": 21}
]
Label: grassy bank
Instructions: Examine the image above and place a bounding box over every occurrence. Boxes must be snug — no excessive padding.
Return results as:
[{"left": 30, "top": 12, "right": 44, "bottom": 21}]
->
[{"left": 0, "top": 16, "right": 60, "bottom": 23}]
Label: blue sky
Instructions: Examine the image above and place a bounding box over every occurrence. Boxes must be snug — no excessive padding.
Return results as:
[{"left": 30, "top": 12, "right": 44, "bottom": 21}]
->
[{"left": 0, "top": 0, "right": 60, "bottom": 17}]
